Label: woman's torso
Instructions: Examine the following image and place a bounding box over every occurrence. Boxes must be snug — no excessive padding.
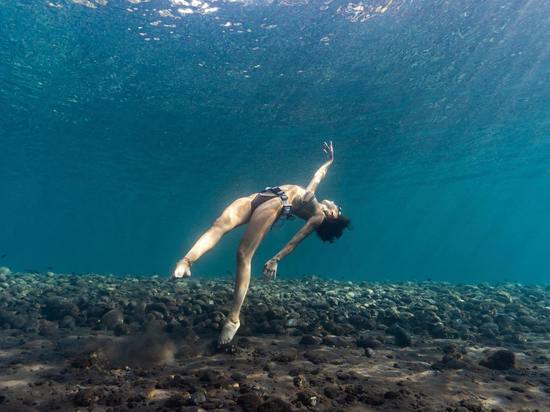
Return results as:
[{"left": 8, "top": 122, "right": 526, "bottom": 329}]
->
[{"left": 251, "top": 184, "right": 321, "bottom": 220}]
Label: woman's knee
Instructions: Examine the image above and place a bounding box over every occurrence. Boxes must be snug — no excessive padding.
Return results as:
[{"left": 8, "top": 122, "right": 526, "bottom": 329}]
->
[
  {"left": 236, "top": 247, "right": 252, "bottom": 263},
  {"left": 211, "top": 215, "right": 233, "bottom": 235}
]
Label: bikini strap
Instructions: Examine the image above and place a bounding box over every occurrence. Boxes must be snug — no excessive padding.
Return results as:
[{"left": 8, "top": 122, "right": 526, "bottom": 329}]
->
[{"left": 265, "top": 187, "right": 293, "bottom": 218}]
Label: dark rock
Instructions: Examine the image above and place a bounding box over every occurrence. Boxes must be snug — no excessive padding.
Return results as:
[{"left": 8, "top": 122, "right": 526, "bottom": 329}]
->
[
  {"left": 388, "top": 325, "right": 412, "bottom": 347},
  {"left": 429, "top": 322, "right": 450, "bottom": 339},
  {"left": 60, "top": 315, "right": 76, "bottom": 329},
  {"left": 203, "top": 400, "right": 223, "bottom": 410},
  {"left": 432, "top": 357, "right": 471, "bottom": 371},
  {"left": 297, "top": 390, "right": 319, "bottom": 407},
  {"left": 231, "top": 372, "right": 247, "bottom": 382},
  {"left": 479, "top": 349, "right": 516, "bottom": 370},
  {"left": 299, "top": 335, "right": 322, "bottom": 345},
  {"left": 336, "top": 371, "right": 354, "bottom": 381},
  {"left": 190, "top": 391, "right": 206, "bottom": 405},
  {"left": 356, "top": 335, "right": 382, "bottom": 349},
  {"left": 304, "top": 350, "right": 329, "bottom": 364},
  {"left": 144, "top": 318, "right": 167, "bottom": 332},
  {"left": 146, "top": 302, "right": 168, "bottom": 317},
  {"left": 257, "top": 398, "right": 293, "bottom": 412},
  {"left": 459, "top": 399, "right": 484, "bottom": 412},
  {"left": 362, "top": 393, "right": 385, "bottom": 406},
  {"left": 384, "top": 390, "right": 399, "bottom": 399},
  {"left": 441, "top": 342, "right": 460, "bottom": 355},
  {"left": 237, "top": 393, "right": 263, "bottom": 412},
  {"left": 73, "top": 388, "right": 95, "bottom": 407},
  {"left": 504, "top": 375, "right": 521, "bottom": 383},
  {"left": 324, "top": 386, "right": 342, "bottom": 399},
  {"left": 480, "top": 322, "right": 499, "bottom": 338},
  {"left": 114, "top": 323, "right": 129, "bottom": 336},
  {"left": 271, "top": 349, "right": 297, "bottom": 363},
  {"left": 365, "top": 347, "right": 375, "bottom": 358},
  {"left": 263, "top": 361, "right": 275, "bottom": 371},
  {"left": 101, "top": 309, "right": 124, "bottom": 330},
  {"left": 104, "top": 390, "right": 124, "bottom": 406},
  {"left": 322, "top": 335, "right": 349, "bottom": 347},
  {"left": 39, "top": 320, "right": 59, "bottom": 336},
  {"left": 129, "top": 300, "right": 147, "bottom": 316},
  {"left": 164, "top": 393, "right": 191, "bottom": 408},
  {"left": 198, "top": 368, "right": 221, "bottom": 383},
  {"left": 70, "top": 354, "right": 95, "bottom": 369},
  {"left": 43, "top": 298, "right": 80, "bottom": 321}
]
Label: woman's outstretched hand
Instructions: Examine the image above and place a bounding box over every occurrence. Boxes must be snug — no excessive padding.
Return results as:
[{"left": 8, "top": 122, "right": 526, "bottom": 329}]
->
[
  {"left": 323, "top": 140, "right": 334, "bottom": 162},
  {"left": 172, "top": 258, "right": 192, "bottom": 280},
  {"left": 263, "top": 258, "right": 278, "bottom": 281}
]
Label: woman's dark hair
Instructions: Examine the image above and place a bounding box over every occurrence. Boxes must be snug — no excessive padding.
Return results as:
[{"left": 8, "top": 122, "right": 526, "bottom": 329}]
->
[{"left": 315, "top": 215, "right": 352, "bottom": 243}]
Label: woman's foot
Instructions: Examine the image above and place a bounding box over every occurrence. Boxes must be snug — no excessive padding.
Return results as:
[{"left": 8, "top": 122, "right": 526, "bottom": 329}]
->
[
  {"left": 218, "top": 319, "right": 240, "bottom": 345},
  {"left": 172, "top": 257, "right": 192, "bottom": 280}
]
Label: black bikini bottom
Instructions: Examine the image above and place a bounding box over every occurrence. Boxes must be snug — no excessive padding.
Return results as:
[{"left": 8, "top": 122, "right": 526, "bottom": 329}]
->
[{"left": 250, "top": 187, "right": 292, "bottom": 217}]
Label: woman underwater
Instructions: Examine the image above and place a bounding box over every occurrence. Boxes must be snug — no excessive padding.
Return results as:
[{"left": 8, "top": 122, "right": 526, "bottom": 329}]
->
[{"left": 171, "top": 142, "right": 351, "bottom": 345}]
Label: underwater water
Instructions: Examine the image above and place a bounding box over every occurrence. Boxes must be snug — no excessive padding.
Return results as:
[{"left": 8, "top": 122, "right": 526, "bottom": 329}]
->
[{"left": 1, "top": 0, "right": 549, "bottom": 283}]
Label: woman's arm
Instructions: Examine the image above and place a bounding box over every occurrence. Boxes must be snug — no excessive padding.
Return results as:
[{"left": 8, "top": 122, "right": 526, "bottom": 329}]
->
[
  {"left": 263, "top": 213, "right": 324, "bottom": 280},
  {"left": 306, "top": 141, "right": 334, "bottom": 193}
]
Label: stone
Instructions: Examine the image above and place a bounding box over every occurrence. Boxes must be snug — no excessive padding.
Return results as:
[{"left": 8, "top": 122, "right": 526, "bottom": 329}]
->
[
  {"left": 230, "top": 372, "right": 247, "bottom": 382},
  {"left": 257, "top": 398, "right": 293, "bottom": 412},
  {"left": 146, "top": 302, "right": 168, "bottom": 317},
  {"left": 479, "top": 349, "right": 516, "bottom": 370},
  {"left": 60, "top": 315, "right": 76, "bottom": 329},
  {"left": 365, "top": 347, "right": 375, "bottom": 358},
  {"left": 303, "top": 350, "right": 329, "bottom": 365},
  {"left": 190, "top": 391, "right": 206, "bottom": 405},
  {"left": 323, "top": 386, "right": 341, "bottom": 399},
  {"left": 322, "top": 335, "right": 349, "bottom": 347},
  {"left": 164, "top": 393, "right": 191, "bottom": 408},
  {"left": 43, "top": 298, "right": 80, "bottom": 321},
  {"left": 237, "top": 393, "right": 263, "bottom": 412},
  {"left": 480, "top": 322, "right": 499, "bottom": 337},
  {"left": 197, "top": 368, "right": 221, "bottom": 383},
  {"left": 39, "top": 320, "right": 59, "bottom": 336},
  {"left": 73, "top": 388, "right": 95, "bottom": 407},
  {"left": 297, "top": 390, "right": 318, "bottom": 407},
  {"left": 271, "top": 349, "right": 297, "bottom": 363},
  {"left": 299, "top": 335, "right": 322, "bottom": 345},
  {"left": 101, "top": 309, "right": 124, "bottom": 330},
  {"left": 389, "top": 325, "right": 412, "bottom": 347},
  {"left": 356, "top": 335, "right": 382, "bottom": 349},
  {"left": 384, "top": 390, "right": 399, "bottom": 399}
]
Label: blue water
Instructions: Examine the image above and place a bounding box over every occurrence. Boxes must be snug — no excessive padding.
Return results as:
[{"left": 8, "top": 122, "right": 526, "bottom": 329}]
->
[{"left": 1, "top": 0, "right": 549, "bottom": 283}]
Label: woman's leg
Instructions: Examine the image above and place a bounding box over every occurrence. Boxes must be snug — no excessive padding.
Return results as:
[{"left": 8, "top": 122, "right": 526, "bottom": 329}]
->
[
  {"left": 173, "top": 196, "right": 253, "bottom": 279},
  {"left": 219, "top": 202, "right": 280, "bottom": 344}
]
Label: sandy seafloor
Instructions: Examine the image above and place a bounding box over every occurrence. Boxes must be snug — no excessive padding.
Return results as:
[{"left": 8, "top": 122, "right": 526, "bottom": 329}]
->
[{"left": 0, "top": 269, "right": 548, "bottom": 411}]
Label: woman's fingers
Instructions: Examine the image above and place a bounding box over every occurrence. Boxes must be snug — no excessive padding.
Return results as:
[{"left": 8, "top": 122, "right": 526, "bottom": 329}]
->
[
  {"left": 262, "top": 269, "right": 276, "bottom": 280},
  {"left": 323, "top": 141, "right": 334, "bottom": 159}
]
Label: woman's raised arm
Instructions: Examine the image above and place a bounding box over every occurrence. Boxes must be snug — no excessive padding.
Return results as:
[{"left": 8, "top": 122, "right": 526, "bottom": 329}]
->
[{"left": 306, "top": 141, "right": 334, "bottom": 193}]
